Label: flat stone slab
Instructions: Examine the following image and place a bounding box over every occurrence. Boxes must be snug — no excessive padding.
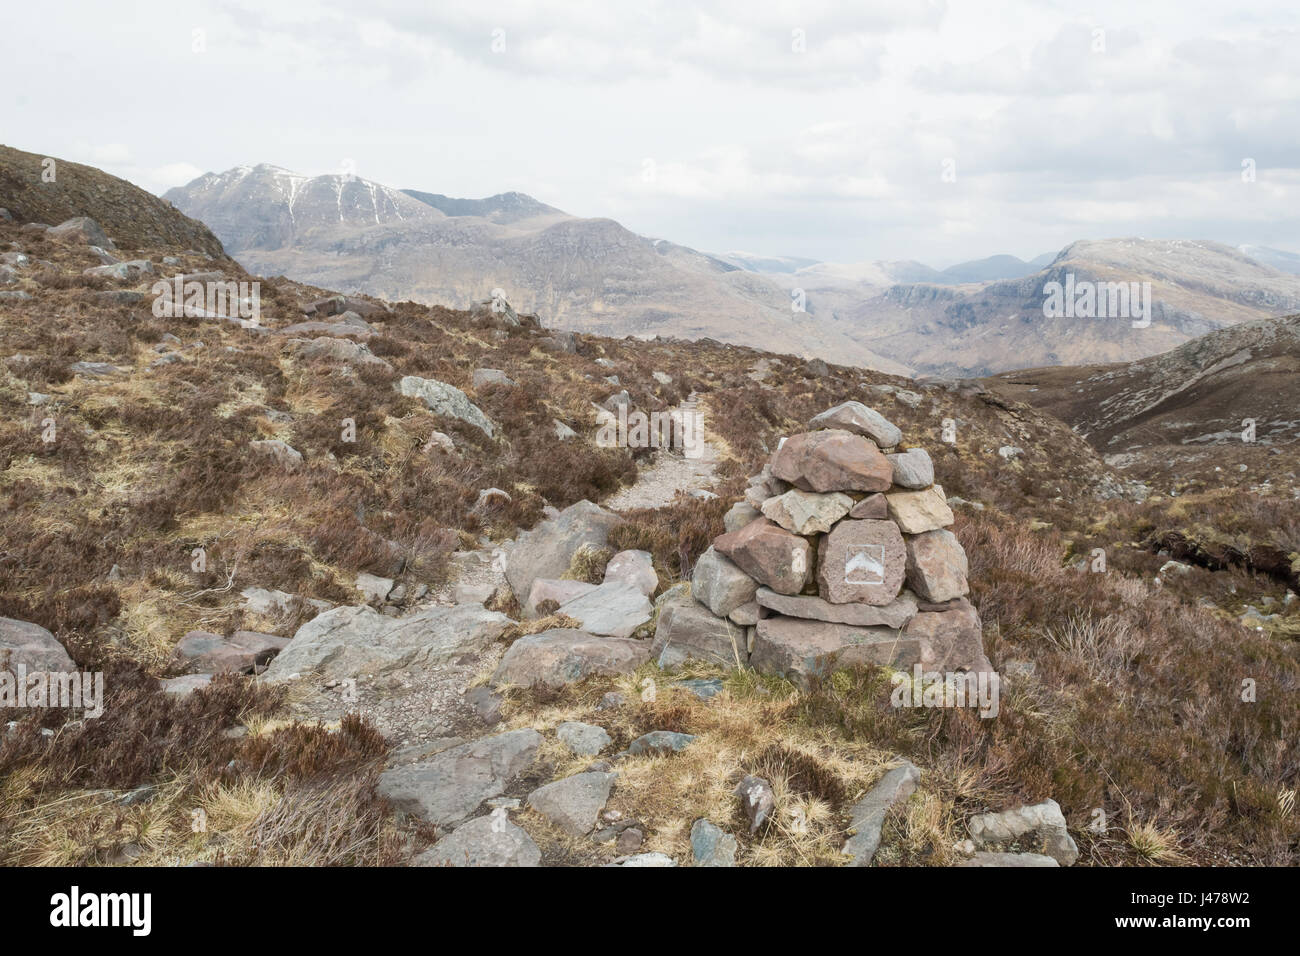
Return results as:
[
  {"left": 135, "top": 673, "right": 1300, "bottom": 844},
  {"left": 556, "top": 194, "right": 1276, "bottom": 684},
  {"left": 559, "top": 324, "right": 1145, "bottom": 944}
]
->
[
  {"left": 555, "top": 580, "right": 653, "bottom": 638},
  {"left": 398, "top": 375, "right": 495, "bottom": 437},
  {"left": 603, "top": 550, "right": 658, "bottom": 596},
  {"left": 755, "top": 588, "right": 917, "bottom": 629},
  {"left": 527, "top": 771, "right": 617, "bottom": 836},
  {"left": 491, "top": 629, "right": 649, "bottom": 690},
  {"left": 264, "top": 603, "right": 511, "bottom": 682},
  {"left": 816, "top": 519, "right": 906, "bottom": 606},
  {"left": 378, "top": 729, "right": 542, "bottom": 826},
  {"left": 413, "top": 814, "right": 540, "bottom": 867},
  {"left": 751, "top": 615, "right": 931, "bottom": 689},
  {"left": 651, "top": 597, "right": 748, "bottom": 669},
  {"left": 524, "top": 578, "right": 597, "bottom": 618},
  {"left": 624, "top": 731, "right": 696, "bottom": 756},
  {"left": 958, "top": 851, "right": 1060, "bottom": 867},
  {"left": 842, "top": 761, "right": 920, "bottom": 866}
]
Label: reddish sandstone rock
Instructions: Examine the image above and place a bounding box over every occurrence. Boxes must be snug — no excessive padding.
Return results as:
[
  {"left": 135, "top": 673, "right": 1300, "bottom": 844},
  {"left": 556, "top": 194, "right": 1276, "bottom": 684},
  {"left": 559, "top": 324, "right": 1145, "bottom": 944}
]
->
[
  {"left": 714, "top": 518, "right": 810, "bottom": 596},
  {"left": 902, "top": 598, "right": 991, "bottom": 673},
  {"left": 770, "top": 429, "right": 893, "bottom": 494},
  {"left": 750, "top": 615, "right": 932, "bottom": 689},
  {"left": 849, "top": 493, "right": 889, "bottom": 520},
  {"left": 904, "top": 529, "right": 970, "bottom": 603},
  {"left": 816, "top": 519, "right": 906, "bottom": 606}
]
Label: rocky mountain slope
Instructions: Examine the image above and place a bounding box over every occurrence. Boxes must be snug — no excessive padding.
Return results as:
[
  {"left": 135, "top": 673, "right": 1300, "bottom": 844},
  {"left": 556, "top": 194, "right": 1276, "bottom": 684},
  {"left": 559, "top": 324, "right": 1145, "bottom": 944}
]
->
[
  {"left": 163, "top": 164, "right": 910, "bottom": 375},
  {"left": 4, "top": 155, "right": 1297, "bottom": 869}
]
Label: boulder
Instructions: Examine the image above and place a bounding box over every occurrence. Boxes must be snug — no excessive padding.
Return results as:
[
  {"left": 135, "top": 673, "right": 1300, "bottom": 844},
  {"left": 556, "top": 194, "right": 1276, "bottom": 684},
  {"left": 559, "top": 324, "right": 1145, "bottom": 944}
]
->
[
  {"left": 170, "top": 630, "right": 289, "bottom": 674},
  {"left": 0, "top": 617, "right": 75, "bottom": 673},
  {"left": 691, "top": 546, "right": 758, "bottom": 617},
  {"left": 808, "top": 401, "right": 901, "bottom": 448},
  {"left": 554, "top": 581, "right": 653, "bottom": 638},
  {"left": 902, "top": 599, "right": 991, "bottom": 673},
  {"left": 690, "top": 819, "right": 738, "bottom": 867},
  {"left": 885, "top": 485, "right": 954, "bottom": 534},
  {"left": 413, "top": 814, "right": 540, "bottom": 867},
  {"left": 556, "top": 722, "right": 611, "bottom": 756},
  {"left": 959, "top": 851, "right": 1059, "bottom": 867},
  {"left": 734, "top": 775, "right": 775, "bottom": 833},
  {"left": 904, "top": 529, "right": 969, "bottom": 603},
  {"left": 355, "top": 572, "right": 393, "bottom": 603},
  {"left": 625, "top": 731, "right": 695, "bottom": 756},
  {"left": 761, "top": 489, "right": 854, "bottom": 535},
  {"left": 651, "top": 598, "right": 747, "bottom": 669},
  {"left": 750, "top": 616, "right": 931, "bottom": 689},
  {"left": 398, "top": 375, "right": 495, "bottom": 437},
  {"left": 527, "top": 771, "right": 617, "bottom": 836},
  {"left": 603, "top": 550, "right": 658, "bottom": 596},
  {"left": 524, "top": 578, "right": 597, "bottom": 618},
  {"left": 848, "top": 493, "right": 888, "bottom": 519},
  {"left": 505, "top": 501, "right": 620, "bottom": 604},
  {"left": 816, "top": 519, "right": 906, "bottom": 606},
  {"left": 967, "top": 799, "right": 1079, "bottom": 866},
  {"left": 491, "top": 629, "right": 649, "bottom": 690},
  {"left": 886, "top": 448, "right": 934, "bottom": 489},
  {"left": 263, "top": 603, "right": 511, "bottom": 682},
  {"left": 278, "top": 314, "right": 375, "bottom": 338},
  {"left": 47, "top": 216, "right": 114, "bottom": 249},
  {"left": 377, "top": 729, "right": 542, "bottom": 826},
  {"left": 770, "top": 429, "right": 893, "bottom": 494},
  {"left": 249, "top": 439, "right": 303, "bottom": 471},
  {"left": 755, "top": 588, "right": 917, "bottom": 629},
  {"left": 723, "top": 500, "right": 761, "bottom": 532},
  {"left": 290, "top": 337, "right": 391, "bottom": 369},
  {"left": 841, "top": 761, "right": 920, "bottom": 866},
  {"left": 713, "top": 518, "right": 810, "bottom": 596},
  {"left": 472, "top": 368, "right": 515, "bottom": 388}
]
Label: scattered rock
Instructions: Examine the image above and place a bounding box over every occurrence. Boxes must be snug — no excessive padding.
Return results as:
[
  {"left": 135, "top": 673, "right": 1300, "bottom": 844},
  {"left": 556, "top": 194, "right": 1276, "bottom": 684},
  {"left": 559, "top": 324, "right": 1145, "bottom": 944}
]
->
[
  {"left": 398, "top": 375, "right": 496, "bottom": 437},
  {"left": 734, "top": 775, "right": 775, "bottom": 833},
  {"left": 966, "top": 799, "right": 1078, "bottom": 866},
  {"left": 506, "top": 500, "right": 620, "bottom": 604},
  {"left": 491, "top": 629, "right": 648, "bottom": 690},
  {"left": 264, "top": 603, "right": 511, "bottom": 682},
  {"left": 472, "top": 368, "right": 516, "bottom": 389},
  {"left": 557, "top": 722, "right": 611, "bottom": 756},
  {"left": 624, "top": 730, "right": 696, "bottom": 756},
  {"left": 378, "top": 729, "right": 542, "bottom": 826},
  {"left": 466, "top": 686, "right": 503, "bottom": 726},
  {"left": 842, "top": 761, "right": 920, "bottom": 866},
  {"left": 47, "top": 216, "right": 114, "bottom": 249},
  {"left": 355, "top": 572, "right": 394, "bottom": 603},
  {"left": 958, "top": 851, "right": 1059, "bottom": 867},
  {"left": 527, "top": 771, "right": 617, "bottom": 836},
  {"left": 690, "top": 819, "right": 738, "bottom": 866},
  {"left": 413, "top": 814, "right": 540, "bottom": 867},
  {"left": 616, "top": 828, "right": 644, "bottom": 853},
  {"left": 170, "top": 630, "right": 289, "bottom": 674},
  {"left": 249, "top": 438, "right": 304, "bottom": 471}
]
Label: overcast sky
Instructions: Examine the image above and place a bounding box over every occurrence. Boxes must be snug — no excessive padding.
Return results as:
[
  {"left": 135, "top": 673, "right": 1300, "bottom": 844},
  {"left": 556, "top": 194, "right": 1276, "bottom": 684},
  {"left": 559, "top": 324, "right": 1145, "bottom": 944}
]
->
[{"left": 4, "top": 0, "right": 1298, "bottom": 265}]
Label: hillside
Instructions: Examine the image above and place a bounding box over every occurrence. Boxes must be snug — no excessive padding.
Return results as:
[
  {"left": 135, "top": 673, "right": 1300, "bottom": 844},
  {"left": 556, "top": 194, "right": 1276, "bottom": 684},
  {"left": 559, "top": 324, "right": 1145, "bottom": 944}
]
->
[{"left": 2, "top": 155, "right": 1297, "bottom": 870}]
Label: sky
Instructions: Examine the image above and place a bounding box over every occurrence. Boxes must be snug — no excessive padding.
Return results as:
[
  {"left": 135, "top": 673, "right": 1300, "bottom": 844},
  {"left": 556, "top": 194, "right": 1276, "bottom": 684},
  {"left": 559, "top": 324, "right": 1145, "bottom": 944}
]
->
[{"left": 3, "top": 0, "right": 1298, "bottom": 266}]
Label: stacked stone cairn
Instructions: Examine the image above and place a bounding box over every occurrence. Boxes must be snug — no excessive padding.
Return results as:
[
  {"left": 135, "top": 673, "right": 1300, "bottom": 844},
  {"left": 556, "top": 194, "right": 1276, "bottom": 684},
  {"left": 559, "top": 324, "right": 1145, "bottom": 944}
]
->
[{"left": 653, "top": 401, "right": 992, "bottom": 688}]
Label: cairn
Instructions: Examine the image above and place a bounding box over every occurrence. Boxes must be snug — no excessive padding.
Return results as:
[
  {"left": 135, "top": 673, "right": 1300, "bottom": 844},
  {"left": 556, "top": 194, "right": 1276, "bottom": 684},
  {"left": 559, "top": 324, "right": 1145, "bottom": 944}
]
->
[{"left": 652, "top": 401, "right": 992, "bottom": 687}]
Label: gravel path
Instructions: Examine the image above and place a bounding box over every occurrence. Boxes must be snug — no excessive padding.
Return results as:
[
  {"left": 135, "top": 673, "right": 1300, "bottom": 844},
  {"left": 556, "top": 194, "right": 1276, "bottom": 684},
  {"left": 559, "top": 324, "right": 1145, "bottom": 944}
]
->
[{"left": 603, "top": 396, "right": 720, "bottom": 512}]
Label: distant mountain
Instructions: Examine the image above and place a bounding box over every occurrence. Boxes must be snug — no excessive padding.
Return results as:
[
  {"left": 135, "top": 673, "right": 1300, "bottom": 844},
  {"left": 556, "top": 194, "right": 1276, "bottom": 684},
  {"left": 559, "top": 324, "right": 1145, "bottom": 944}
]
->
[
  {"left": 163, "top": 164, "right": 912, "bottom": 375},
  {"left": 719, "top": 252, "right": 823, "bottom": 274},
  {"left": 1239, "top": 244, "right": 1300, "bottom": 276},
  {"left": 938, "top": 253, "right": 1042, "bottom": 284},
  {"left": 839, "top": 238, "right": 1300, "bottom": 377},
  {"left": 401, "top": 189, "right": 568, "bottom": 226}
]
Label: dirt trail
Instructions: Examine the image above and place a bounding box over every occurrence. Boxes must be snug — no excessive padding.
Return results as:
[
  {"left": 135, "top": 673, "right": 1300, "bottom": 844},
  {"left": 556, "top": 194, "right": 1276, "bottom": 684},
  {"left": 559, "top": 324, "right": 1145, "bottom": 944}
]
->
[{"left": 602, "top": 395, "right": 721, "bottom": 512}]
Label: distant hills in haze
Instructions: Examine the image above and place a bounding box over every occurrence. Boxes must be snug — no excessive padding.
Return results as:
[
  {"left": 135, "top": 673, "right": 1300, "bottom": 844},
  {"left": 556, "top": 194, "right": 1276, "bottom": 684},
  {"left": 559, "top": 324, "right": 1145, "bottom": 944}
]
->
[{"left": 163, "top": 164, "right": 1300, "bottom": 378}]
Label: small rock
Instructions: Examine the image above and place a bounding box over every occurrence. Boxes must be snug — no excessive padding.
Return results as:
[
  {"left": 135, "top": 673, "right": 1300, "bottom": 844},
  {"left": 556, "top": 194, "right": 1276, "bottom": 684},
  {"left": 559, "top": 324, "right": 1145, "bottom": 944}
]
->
[
  {"left": 690, "top": 819, "right": 738, "bottom": 867},
  {"left": 556, "top": 721, "right": 611, "bottom": 756}
]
